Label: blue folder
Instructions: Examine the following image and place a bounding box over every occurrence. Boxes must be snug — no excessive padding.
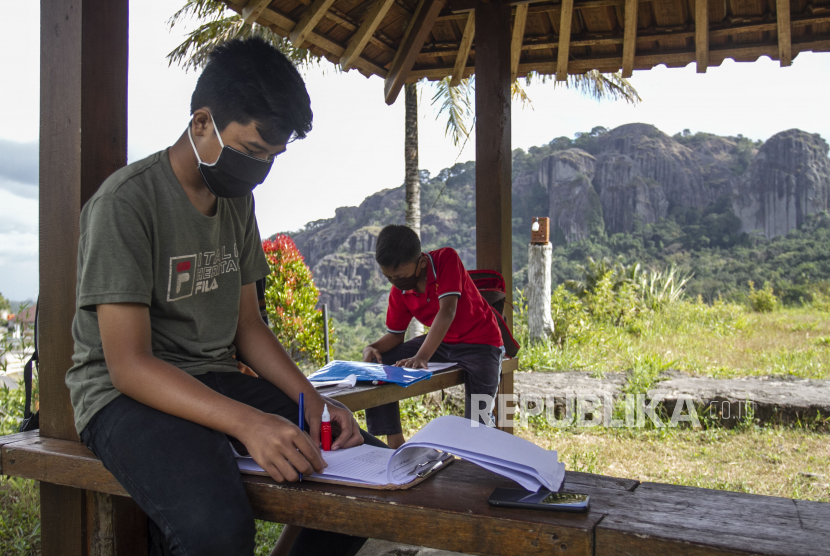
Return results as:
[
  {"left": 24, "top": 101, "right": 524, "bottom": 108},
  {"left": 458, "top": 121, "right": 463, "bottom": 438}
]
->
[{"left": 308, "top": 360, "right": 432, "bottom": 387}]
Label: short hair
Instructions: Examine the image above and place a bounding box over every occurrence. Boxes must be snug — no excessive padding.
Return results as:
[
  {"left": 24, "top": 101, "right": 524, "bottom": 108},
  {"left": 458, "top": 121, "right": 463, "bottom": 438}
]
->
[
  {"left": 190, "top": 37, "right": 312, "bottom": 145},
  {"left": 376, "top": 225, "right": 421, "bottom": 269}
]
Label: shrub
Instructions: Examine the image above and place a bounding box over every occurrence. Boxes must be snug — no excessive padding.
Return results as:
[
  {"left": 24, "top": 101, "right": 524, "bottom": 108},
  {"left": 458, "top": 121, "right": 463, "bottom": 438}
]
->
[
  {"left": 748, "top": 281, "right": 778, "bottom": 313},
  {"left": 262, "top": 235, "right": 334, "bottom": 369}
]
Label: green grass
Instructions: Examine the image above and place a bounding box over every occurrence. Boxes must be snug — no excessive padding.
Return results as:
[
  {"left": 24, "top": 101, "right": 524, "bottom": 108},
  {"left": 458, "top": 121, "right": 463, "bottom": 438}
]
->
[{"left": 517, "top": 299, "right": 830, "bottom": 381}]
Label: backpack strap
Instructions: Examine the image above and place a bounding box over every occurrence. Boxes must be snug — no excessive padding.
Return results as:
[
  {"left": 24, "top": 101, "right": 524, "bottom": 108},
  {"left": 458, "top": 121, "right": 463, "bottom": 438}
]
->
[
  {"left": 256, "top": 277, "right": 269, "bottom": 325},
  {"left": 19, "top": 301, "right": 39, "bottom": 432}
]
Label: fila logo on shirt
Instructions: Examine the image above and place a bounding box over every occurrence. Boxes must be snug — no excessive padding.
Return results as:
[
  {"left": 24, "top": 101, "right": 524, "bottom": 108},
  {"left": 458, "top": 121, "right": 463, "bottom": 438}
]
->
[{"left": 166, "top": 244, "right": 240, "bottom": 302}]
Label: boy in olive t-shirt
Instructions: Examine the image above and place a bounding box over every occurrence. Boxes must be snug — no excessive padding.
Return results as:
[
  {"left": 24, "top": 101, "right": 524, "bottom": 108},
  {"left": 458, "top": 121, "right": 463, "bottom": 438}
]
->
[{"left": 66, "top": 38, "right": 381, "bottom": 556}]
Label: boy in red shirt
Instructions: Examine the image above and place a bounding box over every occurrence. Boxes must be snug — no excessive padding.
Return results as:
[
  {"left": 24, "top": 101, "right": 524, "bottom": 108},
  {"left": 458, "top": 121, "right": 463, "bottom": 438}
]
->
[{"left": 363, "top": 225, "right": 505, "bottom": 448}]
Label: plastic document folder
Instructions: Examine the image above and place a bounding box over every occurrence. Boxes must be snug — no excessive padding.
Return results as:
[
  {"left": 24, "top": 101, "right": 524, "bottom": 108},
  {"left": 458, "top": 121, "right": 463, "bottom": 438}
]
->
[
  {"left": 307, "top": 360, "right": 433, "bottom": 387},
  {"left": 237, "top": 416, "right": 565, "bottom": 492}
]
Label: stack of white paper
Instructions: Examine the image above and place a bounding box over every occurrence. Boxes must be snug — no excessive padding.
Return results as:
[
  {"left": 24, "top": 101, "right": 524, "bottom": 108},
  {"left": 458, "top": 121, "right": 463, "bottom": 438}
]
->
[{"left": 237, "top": 415, "right": 564, "bottom": 491}]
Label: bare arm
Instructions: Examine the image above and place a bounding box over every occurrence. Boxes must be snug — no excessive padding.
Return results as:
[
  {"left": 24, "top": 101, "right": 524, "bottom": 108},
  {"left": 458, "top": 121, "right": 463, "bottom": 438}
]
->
[
  {"left": 363, "top": 332, "right": 406, "bottom": 363},
  {"left": 396, "top": 296, "right": 458, "bottom": 368},
  {"left": 232, "top": 284, "right": 364, "bottom": 451},
  {"left": 98, "top": 302, "right": 324, "bottom": 482}
]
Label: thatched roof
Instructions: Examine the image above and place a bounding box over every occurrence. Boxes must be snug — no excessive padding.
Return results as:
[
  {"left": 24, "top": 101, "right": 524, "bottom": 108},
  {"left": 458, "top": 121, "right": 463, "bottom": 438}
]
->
[{"left": 224, "top": 0, "right": 830, "bottom": 103}]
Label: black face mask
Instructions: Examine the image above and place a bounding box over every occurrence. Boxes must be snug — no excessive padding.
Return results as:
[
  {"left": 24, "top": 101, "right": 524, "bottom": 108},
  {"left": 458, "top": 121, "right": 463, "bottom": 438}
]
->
[
  {"left": 188, "top": 114, "right": 275, "bottom": 198},
  {"left": 389, "top": 258, "right": 423, "bottom": 291}
]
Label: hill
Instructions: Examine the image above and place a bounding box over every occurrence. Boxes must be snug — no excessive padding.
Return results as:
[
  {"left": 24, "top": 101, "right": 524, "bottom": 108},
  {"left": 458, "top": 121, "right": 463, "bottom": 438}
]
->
[{"left": 279, "top": 124, "right": 830, "bottom": 329}]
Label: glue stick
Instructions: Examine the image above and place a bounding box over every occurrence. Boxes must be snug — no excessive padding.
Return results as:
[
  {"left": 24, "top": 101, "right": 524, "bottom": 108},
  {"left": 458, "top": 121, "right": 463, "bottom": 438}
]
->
[{"left": 321, "top": 404, "right": 332, "bottom": 451}]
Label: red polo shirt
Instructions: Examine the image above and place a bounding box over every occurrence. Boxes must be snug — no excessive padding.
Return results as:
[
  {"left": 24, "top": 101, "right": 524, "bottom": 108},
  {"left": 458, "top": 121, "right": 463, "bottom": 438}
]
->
[{"left": 385, "top": 248, "right": 503, "bottom": 348}]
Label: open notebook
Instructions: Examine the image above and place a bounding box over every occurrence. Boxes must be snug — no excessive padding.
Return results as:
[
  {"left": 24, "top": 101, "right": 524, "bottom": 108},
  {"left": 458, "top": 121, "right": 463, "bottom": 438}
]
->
[{"left": 237, "top": 415, "right": 565, "bottom": 492}]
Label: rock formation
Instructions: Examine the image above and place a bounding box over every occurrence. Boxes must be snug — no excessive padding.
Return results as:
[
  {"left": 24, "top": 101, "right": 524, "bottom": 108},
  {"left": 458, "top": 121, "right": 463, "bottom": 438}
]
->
[
  {"left": 541, "top": 149, "right": 603, "bottom": 243},
  {"left": 732, "top": 129, "right": 830, "bottom": 239}
]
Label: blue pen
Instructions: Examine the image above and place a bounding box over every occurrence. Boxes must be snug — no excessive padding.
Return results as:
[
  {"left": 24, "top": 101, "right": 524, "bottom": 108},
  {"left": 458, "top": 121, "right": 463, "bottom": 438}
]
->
[{"left": 298, "top": 392, "right": 304, "bottom": 482}]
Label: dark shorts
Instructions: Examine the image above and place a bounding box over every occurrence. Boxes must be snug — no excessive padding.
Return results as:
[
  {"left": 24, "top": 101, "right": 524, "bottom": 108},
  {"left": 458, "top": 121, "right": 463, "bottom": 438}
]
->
[
  {"left": 365, "top": 336, "right": 504, "bottom": 436},
  {"left": 81, "top": 371, "right": 386, "bottom": 556}
]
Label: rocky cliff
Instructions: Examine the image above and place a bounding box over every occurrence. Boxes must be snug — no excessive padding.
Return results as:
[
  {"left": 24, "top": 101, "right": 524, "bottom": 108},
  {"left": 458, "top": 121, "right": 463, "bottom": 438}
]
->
[
  {"left": 733, "top": 129, "right": 830, "bottom": 239},
  {"left": 279, "top": 125, "right": 830, "bottom": 319}
]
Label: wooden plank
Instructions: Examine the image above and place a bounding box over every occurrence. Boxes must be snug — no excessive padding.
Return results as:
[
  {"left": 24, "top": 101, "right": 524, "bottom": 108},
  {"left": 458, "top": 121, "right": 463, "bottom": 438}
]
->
[
  {"left": 596, "top": 481, "right": 830, "bottom": 555},
  {"left": 695, "top": 0, "right": 709, "bottom": 73},
  {"left": 241, "top": 0, "right": 272, "bottom": 26},
  {"left": 451, "top": 12, "right": 476, "bottom": 86},
  {"left": 245, "top": 462, "right": 599, "bottom": 556},
  {"left": 40, "top": 1, "right": 128, "bottom": 553},
  {"left": 0, "top": 430, "right": 40, "bottom": 474},
  {"left": 475, "top": 0, "right": 514, "bottom": 332},
  {"left": 511, "top": 5, "right": 529, "bottom": 81},
  {"left": 621, "top": 0, "right": 638, "bottom": 77},
  {"left": 225, "top": 1, "right": 389, "bottom": 77},
  {"left": 776, "top": 0, "right": 792, "bottom": 66},
  {"left": 331, "top": 368, "right": 466, "bottom": 411},
  {"left": 41, "top": 482, "right": 88, "bottom": 556},
  {"left": 4, "top": 437, "right": 130, "bottom": 496},
  {"left": 340, "top": 0, "right": 396, "bottom": 70},
  {"left": 556, "top": 0, "right": 575, "bottom": 81},
  {"left": 496, "top": 362, "right": 515, "bottom": 433},
  {"left": 384, "top": 0, "right": 447, "bottom": 104},
  {"left": 2, "top": 437, "right": 600, "bottom": 555},
  {"left": 290, "top": 0, "right": 338, "bottom": 47}
]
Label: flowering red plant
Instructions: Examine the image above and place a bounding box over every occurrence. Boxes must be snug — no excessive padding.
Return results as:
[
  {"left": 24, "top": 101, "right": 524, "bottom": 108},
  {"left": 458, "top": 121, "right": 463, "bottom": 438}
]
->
[{"left": 261, "top": 235, "right": 333, "bottom": 368}]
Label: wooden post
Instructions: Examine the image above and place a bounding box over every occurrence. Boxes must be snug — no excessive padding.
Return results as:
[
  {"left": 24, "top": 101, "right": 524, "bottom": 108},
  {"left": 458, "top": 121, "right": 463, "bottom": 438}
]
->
[
  {"left": 39, "top": 0, "right": 139, "bottom": 554},
  {"left": 695, "top": 0, "right": 709, "bottom": 73},
  {"left": 474, "top": 0, "right": 512, "bottom": 329},
  {"left": 475, "top": 0, "right": 515, "bottom": 434}
]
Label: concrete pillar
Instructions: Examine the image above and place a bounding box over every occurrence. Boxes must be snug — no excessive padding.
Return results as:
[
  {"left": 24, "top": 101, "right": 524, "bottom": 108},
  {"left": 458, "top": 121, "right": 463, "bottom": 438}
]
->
[{"left": 527, "top": 243, "right": 555, "bottom": 342}]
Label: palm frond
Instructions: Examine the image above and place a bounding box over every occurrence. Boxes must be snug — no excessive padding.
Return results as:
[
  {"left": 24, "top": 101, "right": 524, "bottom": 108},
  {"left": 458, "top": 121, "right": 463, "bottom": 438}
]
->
[
  {"left": 430, "top": 77, "right": 474, "bottom": 147},
  {"left": 525, "top": 70, "right": 641, "bottom": 105},
  {"left": 511, "top": 80, "right": 533, "bottom": 109},
  {"left": 166, "top": 2, "right": 321, "bottom": 72}
]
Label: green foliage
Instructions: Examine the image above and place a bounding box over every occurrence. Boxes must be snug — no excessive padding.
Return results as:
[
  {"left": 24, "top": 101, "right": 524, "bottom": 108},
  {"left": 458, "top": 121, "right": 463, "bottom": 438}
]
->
[
  {"left": 748, "top": 281, "right": 778, "bottom": 313},
  {"left": 0, "top": 293, "right": 9, "bottom": 315},
  {"left": 0, "top": 477, "right": 40, "bottom": 555},
  {"left": 255, "top": 521, "right": 284, "bottom": 555},
  {"left": 638, "top": 264, "right": 693, "bottom": 310},
  {"left": 262, "top": 236, "right": 334, "bottom": 370},
  {"left": 166, "top": 0, "right": 319, "bottom": 72}
]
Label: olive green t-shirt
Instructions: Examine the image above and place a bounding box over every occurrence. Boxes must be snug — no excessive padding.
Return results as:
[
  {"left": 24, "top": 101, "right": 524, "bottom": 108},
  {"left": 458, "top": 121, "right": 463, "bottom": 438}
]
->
[{"left": 67, "top": 150, "right": 271, "bottom": 434}]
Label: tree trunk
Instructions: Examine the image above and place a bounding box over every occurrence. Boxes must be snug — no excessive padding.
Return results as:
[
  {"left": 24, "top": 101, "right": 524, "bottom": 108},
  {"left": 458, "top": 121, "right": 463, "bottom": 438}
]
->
[{"left": 404, "top": 83, "right": 424, "bottom": 339}]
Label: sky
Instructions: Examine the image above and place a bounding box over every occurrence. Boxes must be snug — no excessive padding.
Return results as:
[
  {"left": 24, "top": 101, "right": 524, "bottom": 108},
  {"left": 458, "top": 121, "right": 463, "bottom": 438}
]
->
[{"left": 1, "top": 0, "right": 829, "bottom": 301}]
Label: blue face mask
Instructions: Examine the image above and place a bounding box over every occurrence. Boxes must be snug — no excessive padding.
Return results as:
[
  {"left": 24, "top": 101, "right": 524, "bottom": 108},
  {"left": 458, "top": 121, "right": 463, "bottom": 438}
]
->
[{"left": 187, "top": 113, "right": 275, "bottom": 198}]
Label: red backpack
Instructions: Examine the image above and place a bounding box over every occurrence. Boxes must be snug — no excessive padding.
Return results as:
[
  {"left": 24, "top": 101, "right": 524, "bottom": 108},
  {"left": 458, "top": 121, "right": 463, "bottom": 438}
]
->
[{"left": 468, "top": 270, "right": 521, "bottom": 358}]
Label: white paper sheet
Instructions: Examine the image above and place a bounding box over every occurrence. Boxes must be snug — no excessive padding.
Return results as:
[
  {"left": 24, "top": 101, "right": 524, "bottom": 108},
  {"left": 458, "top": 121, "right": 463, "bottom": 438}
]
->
[
  {"left": 401, "top": 416, "right": 565, "bottom": 492},
  {"left": 311, "top": 374, "right": 357, "bottom": 389}
]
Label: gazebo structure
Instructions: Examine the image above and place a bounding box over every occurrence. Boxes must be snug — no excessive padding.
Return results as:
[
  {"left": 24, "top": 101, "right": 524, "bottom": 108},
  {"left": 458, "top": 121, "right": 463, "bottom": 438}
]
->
[{"left": 29, "top": 0, "right": 830, "bottom": 554}]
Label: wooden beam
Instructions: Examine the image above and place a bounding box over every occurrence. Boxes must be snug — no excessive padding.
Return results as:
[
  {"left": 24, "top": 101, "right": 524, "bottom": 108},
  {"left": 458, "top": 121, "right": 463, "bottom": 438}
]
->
[
  {"left": 621, "top": 0, "right": 638, "bottom": 77},
  {"left": 340, "top": 0, "right": 396, "bottom": 70},
  {"left": 475, "top": 0, "right": 513, "bottom": 329},
  {"left": 241, "top": 0, "right": 272, "bottom": 26},
  {"left": 556, "top": 0, "right": 574, "bottom": 81},
  {"left": 384, "top": 0, "right": 447, "bottom": 104},
  {"left": 695, "top": 0, "right": 709, "bottom": 72},
  {"left": 289, "top": 0, "right": 338, "bottom": 47},
  {"left": 451, "top": 12, "right": 476, "bottom": 86},
  {"left": 776, "top": 0, "right": 792, "bottom": 66},
  {"left": 511, "top": 5, "right": 529, "bottom": 81}
]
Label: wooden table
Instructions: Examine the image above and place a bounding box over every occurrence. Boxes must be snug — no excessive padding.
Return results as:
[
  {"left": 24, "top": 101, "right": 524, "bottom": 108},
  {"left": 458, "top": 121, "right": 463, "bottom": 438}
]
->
[{"left": 330, "top": 358, "right": 518, "bottom": 433}]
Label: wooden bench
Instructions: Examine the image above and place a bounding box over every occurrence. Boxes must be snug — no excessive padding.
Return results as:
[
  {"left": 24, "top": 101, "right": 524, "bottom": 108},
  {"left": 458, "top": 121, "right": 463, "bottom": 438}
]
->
[{"left": 3, "top": 430, "right": 828, "bottom": 555}]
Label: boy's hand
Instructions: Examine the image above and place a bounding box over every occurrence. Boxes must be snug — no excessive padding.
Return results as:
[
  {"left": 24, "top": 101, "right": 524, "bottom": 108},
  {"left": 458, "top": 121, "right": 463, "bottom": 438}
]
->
[
  {"left": 395, "top": 355, "right": 430, "bottom": 369},
  {"left": 363, "top": 345, "right": 383, "bottom": 363},
  {"left": 239, "top": 412, "right": 325, "bottom": 483},
  {"left": 306, "top": 397, "right": 364, "bottom": 451}
]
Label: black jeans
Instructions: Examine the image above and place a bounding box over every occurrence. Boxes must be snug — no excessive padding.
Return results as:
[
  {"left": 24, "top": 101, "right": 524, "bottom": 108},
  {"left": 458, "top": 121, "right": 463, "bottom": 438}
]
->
[
  {"left": 365, "top": 336, "right": 504, "bottom": 436},
  {"left": 81, "top": 371, "right": 386, "bottom": 556}
]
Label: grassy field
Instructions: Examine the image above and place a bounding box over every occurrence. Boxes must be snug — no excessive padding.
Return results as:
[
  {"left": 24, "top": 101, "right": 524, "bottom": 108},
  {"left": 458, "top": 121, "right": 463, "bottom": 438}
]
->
[{"left": 516, "top": 299, "right": 830, "bottom": 382}]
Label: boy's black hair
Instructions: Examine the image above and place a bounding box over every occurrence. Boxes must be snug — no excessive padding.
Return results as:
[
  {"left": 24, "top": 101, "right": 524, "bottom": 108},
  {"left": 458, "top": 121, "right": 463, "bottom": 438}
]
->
[
  {"left": 191, "top": 37, "right": 312, "bottom": 145},
  {"left": 376, "top": 225, "right": 421, "bottom": 269}
]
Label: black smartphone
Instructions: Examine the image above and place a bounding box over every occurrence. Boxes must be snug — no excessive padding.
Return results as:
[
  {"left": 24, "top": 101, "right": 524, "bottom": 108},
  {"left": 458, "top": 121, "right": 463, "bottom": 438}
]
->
[{"left": 488, "top": 488, "right": 590, "bottom": 513}]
